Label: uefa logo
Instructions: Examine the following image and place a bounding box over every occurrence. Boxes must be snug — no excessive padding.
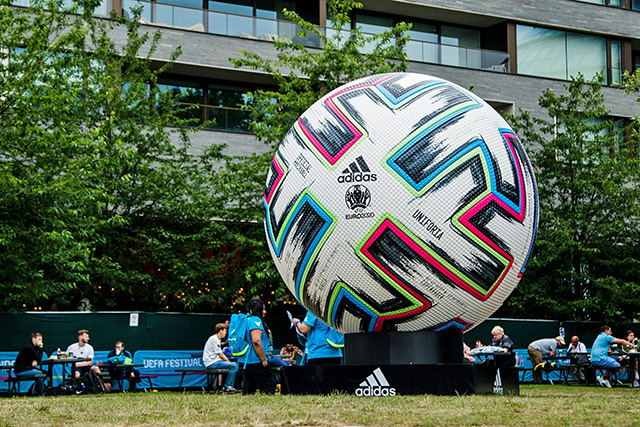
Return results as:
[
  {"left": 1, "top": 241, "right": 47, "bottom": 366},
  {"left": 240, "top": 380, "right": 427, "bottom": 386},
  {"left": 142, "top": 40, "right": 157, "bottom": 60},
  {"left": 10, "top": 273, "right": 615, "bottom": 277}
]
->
[{"left": 345, "top": 185, "right": 371, "bottom": 210}]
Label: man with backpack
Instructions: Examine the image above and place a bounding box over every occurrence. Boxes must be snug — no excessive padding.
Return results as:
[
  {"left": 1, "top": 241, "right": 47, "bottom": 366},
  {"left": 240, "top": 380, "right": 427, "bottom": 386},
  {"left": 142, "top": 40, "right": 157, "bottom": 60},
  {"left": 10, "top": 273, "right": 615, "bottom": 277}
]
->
[
  {"left": 230, "top": 299, "right": 276, "bottom": 395},
  {"left": 292, "top": 311, "right": 343, "bottom": 365}
]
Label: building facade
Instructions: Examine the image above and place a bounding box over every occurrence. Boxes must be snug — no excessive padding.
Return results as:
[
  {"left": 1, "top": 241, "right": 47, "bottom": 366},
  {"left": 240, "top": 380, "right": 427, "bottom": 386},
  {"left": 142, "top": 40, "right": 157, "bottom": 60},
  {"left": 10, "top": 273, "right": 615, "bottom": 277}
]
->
[{"left": 97, "top": 0, "right": 640, "bottom": 152}]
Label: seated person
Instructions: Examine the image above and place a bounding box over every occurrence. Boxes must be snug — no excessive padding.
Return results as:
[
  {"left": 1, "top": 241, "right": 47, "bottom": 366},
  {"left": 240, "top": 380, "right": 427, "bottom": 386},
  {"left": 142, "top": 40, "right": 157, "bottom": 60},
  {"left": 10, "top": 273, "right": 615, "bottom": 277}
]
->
[
  {"left": 463, "top": 342, "right": 477, "bottom": 364},
  {"left": 591, "top": 325, "right": 635, "bottom": 388},
  {"left": 489, "top": 326, "right": 516, "bottom": 369},
  {"left": 203, "top": 323, "right": 238, "bottom": 393},
  {"left": 106, "top": 340, "right": 140, "bottom": 392},
  {"left": 14, "top": 332, "right": 46, "bottom": 396},
  {"left": 617, "top": 330, "right": 639, "bottom": 387},
  {"left": 66, "top": 329, "right": 102, "bottom": 379},
  {"left": 279, "top": 343, "right": 303, "bottom": 365},
  {"left": 567, "top": 335, "right": 589, "bottom": 384}
]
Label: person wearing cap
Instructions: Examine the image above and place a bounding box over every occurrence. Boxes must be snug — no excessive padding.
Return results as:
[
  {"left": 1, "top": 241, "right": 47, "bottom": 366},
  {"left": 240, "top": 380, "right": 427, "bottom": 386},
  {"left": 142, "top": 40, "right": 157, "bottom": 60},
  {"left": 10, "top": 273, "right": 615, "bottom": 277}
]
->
[
  {"left": 591, "top": 325, "right": 636, "bottom": 388},
  {"left": 527, "top": 336, "right": 565, "bottom": 384}
]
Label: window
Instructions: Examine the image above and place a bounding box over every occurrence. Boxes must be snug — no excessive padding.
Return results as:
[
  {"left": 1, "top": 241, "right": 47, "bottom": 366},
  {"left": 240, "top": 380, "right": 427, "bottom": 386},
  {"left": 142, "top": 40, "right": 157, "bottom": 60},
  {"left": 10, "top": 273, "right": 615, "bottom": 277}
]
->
[
  {"left": 517, "top": 25, "right": 610, "bottom": 82},
  {"left": 354, "top": 14, "right": 483, "bottom": 69},
  {"left": 207, "top": 85, "right": 253, "bottom": 131}
]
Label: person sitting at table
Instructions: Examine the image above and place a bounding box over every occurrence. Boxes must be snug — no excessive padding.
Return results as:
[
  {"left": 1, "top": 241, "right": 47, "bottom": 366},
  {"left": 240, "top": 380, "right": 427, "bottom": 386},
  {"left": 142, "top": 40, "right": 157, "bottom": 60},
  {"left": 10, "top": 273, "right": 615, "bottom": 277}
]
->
[
  {"left": 567, "top": 335, "right": 589, "bottom": 384},
  {"left": 591, "top": 325, "right": 636, "bottom": 388},
  {"left": 527, "top": 336, "right": 565, "bottom": 384},
  {"left": 14, "top": 332, "right": 46, "bottom": 396},
  {"left": 617, "top": 330, "right": 639, "bottom": 387},
  {"left": 279, "top": 343, "right": 303, "bottom": 365},
  {"left": 203, "top": 323, "right": 238, "bottom": 393},
  {"left": 65, "top": 329, "right": 101, "bottom": 379},
  {"left": 105, "top": 340, "right": 140, "bottom": 392},
  {"left": 489, "top": 326, "right": 515, "bottom": 369},
  {"left": 463, "top": 342, "right": 477, "bottom": 364}
]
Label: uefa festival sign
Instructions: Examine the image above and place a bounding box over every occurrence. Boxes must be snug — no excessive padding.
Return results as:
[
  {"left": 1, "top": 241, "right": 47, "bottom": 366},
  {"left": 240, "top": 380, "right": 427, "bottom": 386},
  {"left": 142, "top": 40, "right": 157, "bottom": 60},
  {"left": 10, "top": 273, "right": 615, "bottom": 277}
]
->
[{"left": 264, "top": 73, "right": 538, "bottom": 334}]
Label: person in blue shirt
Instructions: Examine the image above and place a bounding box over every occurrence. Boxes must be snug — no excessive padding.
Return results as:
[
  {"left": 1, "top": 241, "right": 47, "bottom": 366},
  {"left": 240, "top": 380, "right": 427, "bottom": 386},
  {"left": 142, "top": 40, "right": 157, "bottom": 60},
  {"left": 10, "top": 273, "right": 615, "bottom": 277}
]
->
[
  {"left": 239, "top": 299, "right": 276, "bottom": 395},
  {"left": 591, "top": 325, "right": 636, "bottom": 388},
  {"left": 292, "top": 311, "right": 343, "bottom": 365}
]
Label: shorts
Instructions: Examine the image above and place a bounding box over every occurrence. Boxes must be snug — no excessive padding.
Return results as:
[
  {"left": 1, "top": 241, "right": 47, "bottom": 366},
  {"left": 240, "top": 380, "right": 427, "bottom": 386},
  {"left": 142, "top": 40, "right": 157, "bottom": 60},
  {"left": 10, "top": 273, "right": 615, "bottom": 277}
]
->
[{"left": 591, "top": 356, "right": 620, "bottom": 368}]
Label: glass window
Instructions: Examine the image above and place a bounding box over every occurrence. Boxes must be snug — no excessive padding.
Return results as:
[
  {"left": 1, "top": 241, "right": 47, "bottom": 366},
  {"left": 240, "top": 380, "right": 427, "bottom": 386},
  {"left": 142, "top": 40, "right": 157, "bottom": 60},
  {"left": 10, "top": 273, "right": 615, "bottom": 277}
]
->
[
  {"left": 356, "top": 15, "right": 394, "bottom": 54},
  {"left": 441, "top": 25, "right": 480, "bottom": 68},
  {"left": 207, "top": 86, "right": 252, "bottom": 131},
  {"left": 157, "top": 80, "right": 204, "bottom": 124},
  {"left": 407, "top": 22, "right": 438, "bottom": 63},
  {"left": 517, "top": 25, "right": 607, "bottom": 81},
  {"left": 610, "top": 40, "right": 622, "bottom": 85},
  {"left": 517, "top": 25, "right": 567, "bottom": 79},
  {"left": 566, "top": 32, "right": 606, "bottom": 80}
]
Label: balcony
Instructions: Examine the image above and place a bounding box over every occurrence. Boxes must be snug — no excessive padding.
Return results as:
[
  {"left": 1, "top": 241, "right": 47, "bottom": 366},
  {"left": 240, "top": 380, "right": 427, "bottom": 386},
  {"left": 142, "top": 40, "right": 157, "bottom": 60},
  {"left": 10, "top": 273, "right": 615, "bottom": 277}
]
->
[{"left": 123, "top": 0, "right": 509, "bottom": 73}]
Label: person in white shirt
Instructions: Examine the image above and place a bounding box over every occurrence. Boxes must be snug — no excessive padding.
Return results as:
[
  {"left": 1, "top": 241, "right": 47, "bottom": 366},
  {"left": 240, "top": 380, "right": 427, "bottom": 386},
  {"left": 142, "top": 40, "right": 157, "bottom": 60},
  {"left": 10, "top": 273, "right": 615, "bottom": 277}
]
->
[
  {"left": 203, "top": 323, "right": 238, "bottom": 393},
  {"left": 567, "top": 335, "right": 589, "bottom": 384},
  {"left": 66, "top": 329, "right": 101, "bottom": 379}
]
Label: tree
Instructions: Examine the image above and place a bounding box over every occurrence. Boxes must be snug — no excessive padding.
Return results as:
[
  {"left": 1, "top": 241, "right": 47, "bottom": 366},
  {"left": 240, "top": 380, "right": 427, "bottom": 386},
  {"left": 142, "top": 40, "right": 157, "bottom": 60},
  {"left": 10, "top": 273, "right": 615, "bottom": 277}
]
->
[
  {"left": 226, "top": 0, "right": 411, "bottom": 300},
  {"left": 0, "top": 0, "right": 251, "bottom": 312},
  {"left": 501, "top": 74, "right": 640, "bottom": 323}
]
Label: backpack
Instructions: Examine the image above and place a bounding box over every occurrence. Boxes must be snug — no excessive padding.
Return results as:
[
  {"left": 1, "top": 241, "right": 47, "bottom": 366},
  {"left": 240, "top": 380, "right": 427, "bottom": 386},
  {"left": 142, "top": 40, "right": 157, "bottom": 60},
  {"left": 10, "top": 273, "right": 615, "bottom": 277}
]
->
[
  {"left": 326, "top": 328, "right": 344, "bottom": 348},
  {"left": 228, "top": 313, "right": 251, "bottom": 357},
  {"left": 81, "top": 371, "right": 105, "bottom": 394}
]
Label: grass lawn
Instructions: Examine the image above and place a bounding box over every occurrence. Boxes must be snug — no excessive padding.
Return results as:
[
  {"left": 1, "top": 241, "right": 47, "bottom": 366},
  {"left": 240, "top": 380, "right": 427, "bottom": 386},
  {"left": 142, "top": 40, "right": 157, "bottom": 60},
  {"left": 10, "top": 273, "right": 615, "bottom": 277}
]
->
[{"left": 1, "top": 385, "right": 639, "bottom": 427}]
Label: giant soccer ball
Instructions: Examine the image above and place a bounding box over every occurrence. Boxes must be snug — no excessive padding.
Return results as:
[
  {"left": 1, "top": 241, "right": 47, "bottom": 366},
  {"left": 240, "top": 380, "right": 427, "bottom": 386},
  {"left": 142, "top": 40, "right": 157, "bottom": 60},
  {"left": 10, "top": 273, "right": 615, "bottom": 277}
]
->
[{"left": 264, "top": 73, "right": 538, "bottom": 334}]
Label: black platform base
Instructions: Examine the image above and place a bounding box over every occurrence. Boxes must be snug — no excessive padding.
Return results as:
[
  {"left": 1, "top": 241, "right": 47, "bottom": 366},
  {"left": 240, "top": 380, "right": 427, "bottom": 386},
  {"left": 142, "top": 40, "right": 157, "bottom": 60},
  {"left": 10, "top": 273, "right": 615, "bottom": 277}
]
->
[{"left": 280, "top": 364, "right": 518, "bottom": 396}]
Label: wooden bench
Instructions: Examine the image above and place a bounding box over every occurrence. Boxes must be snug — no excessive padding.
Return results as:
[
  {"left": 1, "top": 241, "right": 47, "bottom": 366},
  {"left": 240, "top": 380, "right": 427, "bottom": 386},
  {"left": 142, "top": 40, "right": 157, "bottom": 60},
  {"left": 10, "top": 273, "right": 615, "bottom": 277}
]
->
[
  {"left": 174, "top": 368, "right": 229, "bottom": 392},
  {"left": 138, "top": 374, "right": 158, "bottom": 391},
  {"left": 6, "top": 374, "right": 47, "bottom": 397}
]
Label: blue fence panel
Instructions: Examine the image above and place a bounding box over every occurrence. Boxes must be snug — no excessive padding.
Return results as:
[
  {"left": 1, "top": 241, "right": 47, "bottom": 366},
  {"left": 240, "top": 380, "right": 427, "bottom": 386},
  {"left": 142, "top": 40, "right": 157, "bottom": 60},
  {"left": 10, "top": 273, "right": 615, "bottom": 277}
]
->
[{"left": 133, "top": 350, "right": 205, "bottom": 389}]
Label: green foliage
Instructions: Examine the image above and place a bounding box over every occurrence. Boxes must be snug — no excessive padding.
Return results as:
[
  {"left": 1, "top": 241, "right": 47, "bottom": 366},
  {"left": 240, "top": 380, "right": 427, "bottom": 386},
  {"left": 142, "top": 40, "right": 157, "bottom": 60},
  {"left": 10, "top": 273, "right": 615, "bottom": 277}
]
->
[
  {"left": 502, "top": 74, "right": 640, "bottom": 323},
  {"left": 0, "top": 0, "right": 254, "bottom": 312},
  {"left": 226, "top": 0, "right": 411, "bottom": 301}
]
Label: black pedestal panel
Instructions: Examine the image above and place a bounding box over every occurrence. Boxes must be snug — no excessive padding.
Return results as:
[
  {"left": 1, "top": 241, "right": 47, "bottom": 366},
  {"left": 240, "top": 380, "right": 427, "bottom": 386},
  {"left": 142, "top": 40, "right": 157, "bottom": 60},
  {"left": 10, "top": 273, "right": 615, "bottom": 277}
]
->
[
  {"left": 280, "top": 364, "right": 519, "bottom": 396},
  {"left": 344, "top": 328, "right": 463, "bottom": 365}
]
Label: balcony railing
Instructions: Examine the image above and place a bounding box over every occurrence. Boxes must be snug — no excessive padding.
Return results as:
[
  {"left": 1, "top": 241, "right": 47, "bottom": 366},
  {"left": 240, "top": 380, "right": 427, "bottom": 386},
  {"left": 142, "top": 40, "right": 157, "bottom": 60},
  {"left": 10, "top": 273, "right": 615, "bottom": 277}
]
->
[{"left": 123, "top": 0, "right": 509, "bottom": 73}]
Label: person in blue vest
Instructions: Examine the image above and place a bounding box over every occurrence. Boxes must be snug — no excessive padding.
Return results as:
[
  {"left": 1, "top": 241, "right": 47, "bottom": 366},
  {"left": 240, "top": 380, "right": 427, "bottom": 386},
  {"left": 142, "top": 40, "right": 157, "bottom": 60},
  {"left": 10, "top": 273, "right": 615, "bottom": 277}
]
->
[
  {"left": 240, "top": 299, "right": 276, "bottom": 395},
  {"left": 292, "top": 311, "right": 343, "bottom": 365}
]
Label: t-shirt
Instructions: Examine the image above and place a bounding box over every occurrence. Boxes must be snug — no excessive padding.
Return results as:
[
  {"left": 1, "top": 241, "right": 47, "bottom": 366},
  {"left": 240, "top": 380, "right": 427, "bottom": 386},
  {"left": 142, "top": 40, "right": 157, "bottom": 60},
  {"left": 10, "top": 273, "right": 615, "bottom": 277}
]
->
[
  {"left": 66, "top": 342, "right": 94, "bottom": 361},
  {"left": 591, "top": 332, "right": 615, "bottom": 362},
  {"left": 529, "top": 338, "right": 558, "bottom": 354},
  {"left": 244, "top": 315, "right": 269, "bottom": 365},
  {"left": 303, "top": 312, "right": 342, "bottom": 360},
  {"left": 202, "top": 335, "right": 223, "bottom": 367}
]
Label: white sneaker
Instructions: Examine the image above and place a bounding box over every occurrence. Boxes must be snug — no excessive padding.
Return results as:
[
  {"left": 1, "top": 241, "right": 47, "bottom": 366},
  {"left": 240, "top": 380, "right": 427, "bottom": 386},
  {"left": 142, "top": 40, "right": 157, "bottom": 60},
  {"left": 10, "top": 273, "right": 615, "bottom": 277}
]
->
[
  {"left": 596, "top": 376, "right": 605, "bottom": 387},
  {"left": 631, "top": 380, "right": 639, "bottom": 388},
  {"left": 602, "top": 379, "right": 612, "bottom": 388}
]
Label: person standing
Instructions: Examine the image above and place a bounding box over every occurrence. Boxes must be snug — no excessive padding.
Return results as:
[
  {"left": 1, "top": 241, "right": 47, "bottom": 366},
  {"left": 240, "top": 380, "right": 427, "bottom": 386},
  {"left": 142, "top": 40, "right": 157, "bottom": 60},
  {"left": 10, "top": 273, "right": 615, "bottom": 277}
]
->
[
  {"left": 203, "top": 323, "right": 238, "bottom": 393},
  {"left": 591, "top": 325, "right": 635, "bottom": 388},
  {"left": 291, "top": 311, "right": 343, "bottom": 365},
  {"left": 239, "top": 299, "right": 276, "bottom": 395},
  {"left": 14, "top": 332, "right": 46, "bottom": 396},
  {"left": 527, "top": 336, "right": 565, "bottom": 384},
  {"left": 66, "top": 329, "right": 100, "bottom": 379}
]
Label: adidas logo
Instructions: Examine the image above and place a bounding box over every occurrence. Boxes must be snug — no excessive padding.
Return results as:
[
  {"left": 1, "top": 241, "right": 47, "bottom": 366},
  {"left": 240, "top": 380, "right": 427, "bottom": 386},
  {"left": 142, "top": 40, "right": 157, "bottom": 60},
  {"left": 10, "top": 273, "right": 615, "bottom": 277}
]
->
[
  {"left": 493, "top": 369, "right": 503, "bottom": 395},
  {"left": 337, "top": 156, "right": 377, "bottom": 183},
  {"left": 355, "top": 367, "right": 397, "bottom": 396}
]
